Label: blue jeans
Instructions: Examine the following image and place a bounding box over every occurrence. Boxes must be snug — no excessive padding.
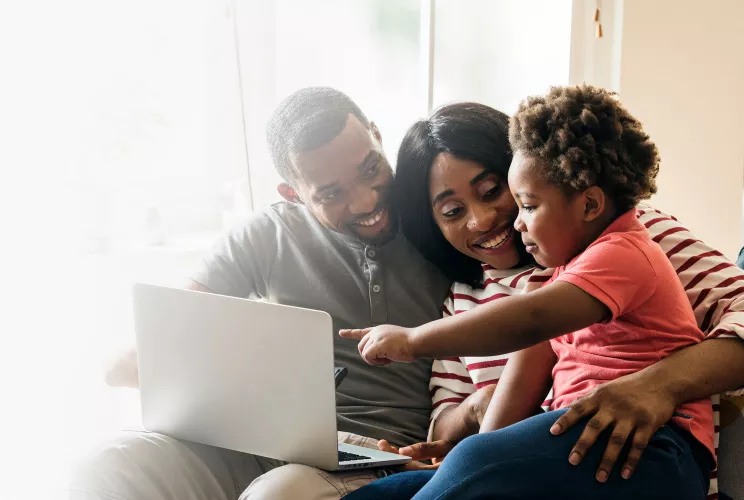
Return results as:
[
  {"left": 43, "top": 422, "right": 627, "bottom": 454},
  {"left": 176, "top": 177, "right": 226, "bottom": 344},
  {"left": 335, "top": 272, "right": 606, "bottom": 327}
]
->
[{"left": 347, "top": 409, "right": 711, "bottom": 500}]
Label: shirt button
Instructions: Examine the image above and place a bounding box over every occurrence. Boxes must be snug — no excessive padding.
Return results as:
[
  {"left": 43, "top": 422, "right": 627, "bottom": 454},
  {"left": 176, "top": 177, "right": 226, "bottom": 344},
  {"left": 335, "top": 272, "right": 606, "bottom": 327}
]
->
[
  {"left": 368, "top": 249, "right": 376, "bottom": 258},
  {"left": 372, "top": 285, "right": 381, "bottom": 293}
]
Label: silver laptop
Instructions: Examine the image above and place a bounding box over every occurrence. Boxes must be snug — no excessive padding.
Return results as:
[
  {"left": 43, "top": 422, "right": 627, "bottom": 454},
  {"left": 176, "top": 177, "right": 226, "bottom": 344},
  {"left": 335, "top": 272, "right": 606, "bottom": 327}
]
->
[{"left": 133, "top": 283, "right": 411, "bottom": 471}]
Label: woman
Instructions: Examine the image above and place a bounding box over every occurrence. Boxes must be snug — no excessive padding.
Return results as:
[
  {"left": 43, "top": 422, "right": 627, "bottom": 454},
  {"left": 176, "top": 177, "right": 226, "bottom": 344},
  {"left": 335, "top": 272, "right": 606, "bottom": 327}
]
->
[{"left": 345, "top": 95, "right": 744, "bottom": 498}]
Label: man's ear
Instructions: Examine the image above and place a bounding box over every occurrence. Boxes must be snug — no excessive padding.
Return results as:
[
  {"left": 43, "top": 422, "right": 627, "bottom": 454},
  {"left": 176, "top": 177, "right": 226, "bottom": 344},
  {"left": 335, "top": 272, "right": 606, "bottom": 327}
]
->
[
  {"left": 581, "top": 186, "right": 606, "bottom": 222},
  {"left": 370, "top": 121, "right": 382, "bottom": 146},
  {"left": 278, "top": 183, "right": 303, "bottom": 204}
]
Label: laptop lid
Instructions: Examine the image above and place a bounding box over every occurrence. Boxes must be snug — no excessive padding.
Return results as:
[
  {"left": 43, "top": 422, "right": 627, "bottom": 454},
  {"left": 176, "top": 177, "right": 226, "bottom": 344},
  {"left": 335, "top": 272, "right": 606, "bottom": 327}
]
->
[{"left": 133, "top": 283, "right": 340, "bottom": 470}]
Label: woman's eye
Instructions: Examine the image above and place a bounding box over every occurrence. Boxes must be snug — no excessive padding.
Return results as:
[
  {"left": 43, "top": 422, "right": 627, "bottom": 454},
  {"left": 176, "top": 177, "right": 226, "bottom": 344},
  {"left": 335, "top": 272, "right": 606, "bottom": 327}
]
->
[
  {"left": 484, "top": 186, "right": 500, "bottom": 198},
  {"left": 440, "top": 204, "right": 463, "bottom": 218},
  {"left": 477, "top": 179, "right": 501, "bottom": 199}
]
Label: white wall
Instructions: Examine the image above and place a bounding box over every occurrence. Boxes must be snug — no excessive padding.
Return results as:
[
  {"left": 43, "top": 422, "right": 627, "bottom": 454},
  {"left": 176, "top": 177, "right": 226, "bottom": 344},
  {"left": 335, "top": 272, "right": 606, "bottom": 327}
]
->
[{"left": 571, "top": 0, "right": 744, "bottom": 259}]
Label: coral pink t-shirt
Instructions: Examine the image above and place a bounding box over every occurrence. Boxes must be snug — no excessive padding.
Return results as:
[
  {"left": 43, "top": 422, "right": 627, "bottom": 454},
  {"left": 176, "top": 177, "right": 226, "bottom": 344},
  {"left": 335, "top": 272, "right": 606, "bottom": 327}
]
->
[{"left": 548, "top": 208, "right": 714, "bottom": 459}]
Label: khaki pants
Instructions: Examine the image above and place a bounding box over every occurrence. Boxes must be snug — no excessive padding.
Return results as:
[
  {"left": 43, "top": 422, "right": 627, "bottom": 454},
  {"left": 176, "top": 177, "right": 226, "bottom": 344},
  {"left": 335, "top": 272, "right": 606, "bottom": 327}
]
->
[{"left": 64, "top": 430, "right": 384, "bottom": 500}]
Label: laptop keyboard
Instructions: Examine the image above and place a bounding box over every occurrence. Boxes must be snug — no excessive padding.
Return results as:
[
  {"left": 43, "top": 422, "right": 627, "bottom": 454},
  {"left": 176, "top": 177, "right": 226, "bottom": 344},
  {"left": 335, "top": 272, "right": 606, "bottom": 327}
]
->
[{"left": 338, "top": 450, "right": 372, "bottom": 462}]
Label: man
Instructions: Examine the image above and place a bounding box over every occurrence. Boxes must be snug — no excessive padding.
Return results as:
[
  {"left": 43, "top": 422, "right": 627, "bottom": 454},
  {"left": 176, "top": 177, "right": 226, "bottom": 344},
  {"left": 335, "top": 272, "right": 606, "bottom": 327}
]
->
[
  {"left": 69, "top": 87, "right": 451, "bottom": 500},
  {"left": 69, "top": 88, "right": 744, "bottom": 500}
]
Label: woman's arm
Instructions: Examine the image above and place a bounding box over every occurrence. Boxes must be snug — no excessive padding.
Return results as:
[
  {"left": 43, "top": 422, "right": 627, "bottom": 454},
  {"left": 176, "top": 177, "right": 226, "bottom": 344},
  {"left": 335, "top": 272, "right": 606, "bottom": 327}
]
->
[
  {"left": 431, "top": 385, "right": 497, "bottom": 442},
  {"left": 479, "top": 342, "right": 556, "bottom": 433}
]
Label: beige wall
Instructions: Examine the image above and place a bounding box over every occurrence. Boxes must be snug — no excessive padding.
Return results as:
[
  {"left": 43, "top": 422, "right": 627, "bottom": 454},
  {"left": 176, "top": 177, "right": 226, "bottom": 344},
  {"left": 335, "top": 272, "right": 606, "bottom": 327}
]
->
[{"left": 571, "top": 0, "right": 744, "bottom": 259}]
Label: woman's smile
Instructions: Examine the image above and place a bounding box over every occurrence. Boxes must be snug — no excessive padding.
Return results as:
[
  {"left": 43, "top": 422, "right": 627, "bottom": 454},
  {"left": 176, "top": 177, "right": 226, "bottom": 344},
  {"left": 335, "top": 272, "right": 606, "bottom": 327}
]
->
[{"left": 471, "top": 225, "right": 515, "bottom": 254}]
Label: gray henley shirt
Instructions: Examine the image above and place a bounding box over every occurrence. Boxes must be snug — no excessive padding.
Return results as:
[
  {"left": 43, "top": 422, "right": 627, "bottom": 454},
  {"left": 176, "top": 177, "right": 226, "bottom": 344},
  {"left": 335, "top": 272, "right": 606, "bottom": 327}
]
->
[{"left": 189, "top": 201, "right": 451, "bottom": 447}]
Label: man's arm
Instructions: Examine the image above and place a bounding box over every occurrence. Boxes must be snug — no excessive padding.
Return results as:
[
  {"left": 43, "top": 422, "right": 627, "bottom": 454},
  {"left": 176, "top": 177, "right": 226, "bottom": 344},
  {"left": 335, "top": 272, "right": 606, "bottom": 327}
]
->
[
  {"left": 105, "top": 279, "right": 214, "bottom": 388},
  {"left": 552, "top": 337, "right": 744, "bottom": 481},
  {"left": 106, "top": 211, "right": 277, "bottom": 388}
]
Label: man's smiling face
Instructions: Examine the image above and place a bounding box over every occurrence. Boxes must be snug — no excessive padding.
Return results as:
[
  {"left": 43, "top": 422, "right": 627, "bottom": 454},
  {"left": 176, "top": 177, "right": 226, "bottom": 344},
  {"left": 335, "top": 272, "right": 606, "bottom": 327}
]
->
[{"left": 287, "top": 114, "right": 397, "bottom": 245}]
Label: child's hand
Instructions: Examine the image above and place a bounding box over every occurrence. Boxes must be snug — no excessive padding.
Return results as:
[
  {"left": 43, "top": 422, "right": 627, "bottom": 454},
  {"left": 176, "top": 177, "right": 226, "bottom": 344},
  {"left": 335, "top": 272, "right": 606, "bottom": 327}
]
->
[{"left": 339, "top": 325, "right": 418, "bottom": 365}]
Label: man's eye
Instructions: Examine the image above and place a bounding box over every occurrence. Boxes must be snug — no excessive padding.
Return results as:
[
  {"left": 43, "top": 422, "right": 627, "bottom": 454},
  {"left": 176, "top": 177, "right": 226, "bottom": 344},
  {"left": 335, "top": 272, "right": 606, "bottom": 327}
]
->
[
  {"left": 364, "top": 163, "right": 380, "bottom": 179},
  {"left": 322, "top": 191, "right": 341, "bottom": 202}
]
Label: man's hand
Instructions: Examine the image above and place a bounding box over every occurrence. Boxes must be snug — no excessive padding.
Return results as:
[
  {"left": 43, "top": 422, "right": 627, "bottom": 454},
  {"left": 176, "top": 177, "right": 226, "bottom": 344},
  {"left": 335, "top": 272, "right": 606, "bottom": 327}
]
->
[
  {"left": 377, "top": 439, "right": 455, "bottom": 471},
  {"left": 339, "top": 325, "right": 418, "bottom": 365},
  {"left": 549, "top": 373, "right": 676, "bottom": 483}
]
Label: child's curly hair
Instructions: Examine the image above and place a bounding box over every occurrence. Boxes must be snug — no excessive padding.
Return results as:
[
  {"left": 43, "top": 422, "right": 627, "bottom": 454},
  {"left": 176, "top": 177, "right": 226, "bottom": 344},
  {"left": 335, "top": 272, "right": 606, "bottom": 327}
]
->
[{"left": 509, "top": 85, "right": 659, "bottom": 212}]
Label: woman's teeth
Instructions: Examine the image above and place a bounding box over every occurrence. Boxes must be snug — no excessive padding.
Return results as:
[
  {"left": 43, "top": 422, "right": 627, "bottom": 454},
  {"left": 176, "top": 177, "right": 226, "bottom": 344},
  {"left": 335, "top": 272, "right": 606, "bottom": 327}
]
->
[
  {"left": 358, "top": 210, "right": 385, "bottom": 227},
  {"left": 477, "top": 228, "right": 510, "bottom": 249}
]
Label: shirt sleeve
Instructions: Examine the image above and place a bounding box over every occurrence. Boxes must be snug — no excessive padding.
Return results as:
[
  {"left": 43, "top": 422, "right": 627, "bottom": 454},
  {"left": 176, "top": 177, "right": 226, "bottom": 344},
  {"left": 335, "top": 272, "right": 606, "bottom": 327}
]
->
[
  {"left": 428, "top": 293, "right": 476, "bottom": 441},
  {"left": 187, "top": 209, "right": 277, "bottom": 298},
  {"left": 554, "top": 234, "right": 657, "bottom": 320},
  {"left": 639, "top": 205, "right": 744, "bottom": 395},
  {"left": 639, "top": 206, "right": 744, "bottom": 341}
]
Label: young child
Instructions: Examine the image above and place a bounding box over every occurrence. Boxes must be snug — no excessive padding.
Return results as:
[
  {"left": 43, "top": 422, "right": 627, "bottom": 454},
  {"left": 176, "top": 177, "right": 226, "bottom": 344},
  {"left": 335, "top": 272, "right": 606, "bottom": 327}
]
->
[{"left": 341, "top": 86, "right": 713, "bottom": 499}]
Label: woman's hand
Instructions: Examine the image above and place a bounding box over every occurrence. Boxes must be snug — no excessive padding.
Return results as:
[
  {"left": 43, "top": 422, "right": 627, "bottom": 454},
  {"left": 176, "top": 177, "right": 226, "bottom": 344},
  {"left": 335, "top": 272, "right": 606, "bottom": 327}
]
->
[
  {"left": 377, "top": 439, "right": 456, "bottom": 471},
  {"left": 339, "top": 325, "right": 419, "bottom": 365},
  {"left": 549, "top": 372, "right": 676, "bottom": 483}
]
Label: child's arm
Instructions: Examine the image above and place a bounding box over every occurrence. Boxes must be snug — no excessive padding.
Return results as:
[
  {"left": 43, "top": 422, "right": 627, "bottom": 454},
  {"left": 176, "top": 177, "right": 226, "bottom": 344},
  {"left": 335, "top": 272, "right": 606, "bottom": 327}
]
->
[
  {"left": 479, "top": 342, "right": 556, "bottom": 433},
  {"left": 340, "top": 281, "right": 608, "bottom": 364}
]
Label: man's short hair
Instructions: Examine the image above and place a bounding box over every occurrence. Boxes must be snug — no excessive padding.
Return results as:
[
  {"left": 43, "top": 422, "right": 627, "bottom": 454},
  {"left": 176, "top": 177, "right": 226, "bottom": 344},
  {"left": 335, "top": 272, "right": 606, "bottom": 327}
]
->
[{"left": 266, "top": 87, "right": 371, "bottom": 183}]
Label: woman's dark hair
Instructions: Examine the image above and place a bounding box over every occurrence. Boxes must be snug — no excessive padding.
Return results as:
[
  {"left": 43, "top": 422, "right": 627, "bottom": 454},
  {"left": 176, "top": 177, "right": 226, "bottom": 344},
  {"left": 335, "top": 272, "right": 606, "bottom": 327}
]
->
[{"left": 394, "top": 102, "right": 512, "bottom": 287}]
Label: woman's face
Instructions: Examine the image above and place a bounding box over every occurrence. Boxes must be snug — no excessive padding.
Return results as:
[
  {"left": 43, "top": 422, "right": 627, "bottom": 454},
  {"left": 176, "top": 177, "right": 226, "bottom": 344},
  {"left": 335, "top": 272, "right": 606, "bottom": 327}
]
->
[{"left": 429, "top": 152, "right": 522, "bottom": 270}]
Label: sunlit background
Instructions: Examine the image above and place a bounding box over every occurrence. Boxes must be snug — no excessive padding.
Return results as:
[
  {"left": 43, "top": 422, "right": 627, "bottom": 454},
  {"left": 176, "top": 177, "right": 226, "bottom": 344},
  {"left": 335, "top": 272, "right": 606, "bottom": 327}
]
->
[{"left": 2, "top": 1, "right": 742, "bottom": 498}]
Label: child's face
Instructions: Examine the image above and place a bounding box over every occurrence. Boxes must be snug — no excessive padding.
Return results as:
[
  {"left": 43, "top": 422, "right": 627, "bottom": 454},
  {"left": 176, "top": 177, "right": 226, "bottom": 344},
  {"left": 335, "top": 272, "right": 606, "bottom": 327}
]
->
[{"left": 508, "top": 152, "right": 589, "bottom": 268}]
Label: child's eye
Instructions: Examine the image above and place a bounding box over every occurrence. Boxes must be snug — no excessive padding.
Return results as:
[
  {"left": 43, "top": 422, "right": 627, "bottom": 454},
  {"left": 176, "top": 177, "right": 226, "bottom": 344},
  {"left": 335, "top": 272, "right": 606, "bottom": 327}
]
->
[{"left": 522, "top": 205, "right": 535, "bottom": 213}]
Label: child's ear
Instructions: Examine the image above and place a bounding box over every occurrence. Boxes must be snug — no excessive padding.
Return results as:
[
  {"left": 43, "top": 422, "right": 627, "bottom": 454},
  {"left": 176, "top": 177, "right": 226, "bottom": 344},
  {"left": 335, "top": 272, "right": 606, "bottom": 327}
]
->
[{"left": 581, "top": 186, "right": 606, "bottom": 222}]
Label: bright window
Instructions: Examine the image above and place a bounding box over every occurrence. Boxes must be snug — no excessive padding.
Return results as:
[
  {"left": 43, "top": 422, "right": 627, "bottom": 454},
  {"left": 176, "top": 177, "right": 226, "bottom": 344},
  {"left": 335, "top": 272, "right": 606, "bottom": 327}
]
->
[{"left": 15, "top": 1, "right": 573, "bottom": 495}]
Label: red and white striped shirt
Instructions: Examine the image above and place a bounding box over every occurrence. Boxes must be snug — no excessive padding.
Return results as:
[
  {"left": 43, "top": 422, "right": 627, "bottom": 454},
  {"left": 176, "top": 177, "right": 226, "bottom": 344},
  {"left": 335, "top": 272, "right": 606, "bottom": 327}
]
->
[{"left": 429, "top": 205, "right": 744, "bottom": 499}]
